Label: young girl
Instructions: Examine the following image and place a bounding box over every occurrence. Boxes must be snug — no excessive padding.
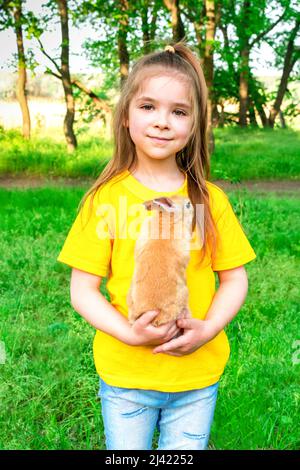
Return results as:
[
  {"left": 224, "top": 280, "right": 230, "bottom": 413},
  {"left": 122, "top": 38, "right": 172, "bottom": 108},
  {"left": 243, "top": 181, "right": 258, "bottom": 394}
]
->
[{"left": 57, "top": 41, "right": 256, "bottom": 450}]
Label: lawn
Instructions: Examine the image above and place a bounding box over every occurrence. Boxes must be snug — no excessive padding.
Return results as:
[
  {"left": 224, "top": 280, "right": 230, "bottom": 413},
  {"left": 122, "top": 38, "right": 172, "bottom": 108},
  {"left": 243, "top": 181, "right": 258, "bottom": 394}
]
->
[
  {"left": 0, "top": 185, "right": 299, "bottom": 450},
  {"left": 1, "top": 127, "right": 300, "bottom": 181}
]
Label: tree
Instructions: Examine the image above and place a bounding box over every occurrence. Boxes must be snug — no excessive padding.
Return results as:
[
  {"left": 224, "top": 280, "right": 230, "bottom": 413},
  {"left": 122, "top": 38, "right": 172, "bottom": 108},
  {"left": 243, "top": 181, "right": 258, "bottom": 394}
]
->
[
  {"left": 225, "top": 0, "right": 289, "bottom": 127},
  {"left": 117, "top": 0, "right": 130, "bottom": 88},
  {"left": 31, "top": 0, "right": 298, "bottom": 141},
  {"left": 163, "top": 0, "right": 185, "bottom": 41},
  {"left": 267, "top": 15, "right": 300, "bottom": 127},
  {"left": 57, "top": 0, "right": 77, "bottom": 152},
  {"left": 180, "top": 0, "right": 222, "bottom": 152},
  {"left": 200, "top": 0, "right": 297, "bottom": 129},
  {"left": 0, "top": 0, "right": 31, "bottom": 139},
  {"left": 203, "top": 0, "right": 221, "bottom": 153},
  {"left": 77, "top": 0, "right": 161, "bottom": 89},
  {"left": 140, "top": 0, "right": 160, "bottom": 54},
  {"left": 30, "top": 1, "right": 112, "bottom": 146},
  {"left": 30, "top": 0, "right": 77, "bottom": 151}
]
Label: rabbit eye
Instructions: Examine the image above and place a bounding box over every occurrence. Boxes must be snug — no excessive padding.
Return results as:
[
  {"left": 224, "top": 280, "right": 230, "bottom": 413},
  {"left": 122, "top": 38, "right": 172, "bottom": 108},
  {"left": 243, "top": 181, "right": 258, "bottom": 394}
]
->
[{"left": 186, "top": 202, "right": 191, "bottom": 208}]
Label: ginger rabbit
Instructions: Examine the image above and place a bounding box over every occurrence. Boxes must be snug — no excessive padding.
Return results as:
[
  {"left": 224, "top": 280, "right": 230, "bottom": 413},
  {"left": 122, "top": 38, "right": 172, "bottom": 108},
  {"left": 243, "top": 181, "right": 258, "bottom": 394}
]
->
[{"left": 127, "top": 195, "right": 194, "bottom": 327}]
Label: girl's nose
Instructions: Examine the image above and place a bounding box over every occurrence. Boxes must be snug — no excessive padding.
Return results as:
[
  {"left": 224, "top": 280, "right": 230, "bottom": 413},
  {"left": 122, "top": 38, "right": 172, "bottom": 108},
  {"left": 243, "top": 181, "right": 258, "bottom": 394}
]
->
[{"left": 153, "top": 111, "right": 170, "bottom": 128}]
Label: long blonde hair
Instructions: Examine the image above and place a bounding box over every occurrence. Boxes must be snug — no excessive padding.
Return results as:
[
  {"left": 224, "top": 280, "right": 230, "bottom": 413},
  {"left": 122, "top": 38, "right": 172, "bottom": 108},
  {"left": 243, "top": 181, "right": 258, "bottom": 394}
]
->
[{"left": 79, "top": 40, "right": 217, "bottom": 263}]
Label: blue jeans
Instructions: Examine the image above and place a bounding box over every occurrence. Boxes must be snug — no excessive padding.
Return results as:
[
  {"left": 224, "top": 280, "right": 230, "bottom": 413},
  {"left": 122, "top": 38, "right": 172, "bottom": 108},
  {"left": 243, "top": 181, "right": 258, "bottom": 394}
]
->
[{"left": 98, "top": 378, "right": 219, "bottom": 450}]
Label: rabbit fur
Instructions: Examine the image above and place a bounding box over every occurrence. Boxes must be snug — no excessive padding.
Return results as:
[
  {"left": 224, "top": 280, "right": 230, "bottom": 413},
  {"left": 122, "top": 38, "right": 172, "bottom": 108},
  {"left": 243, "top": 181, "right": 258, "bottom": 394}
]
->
[{"left": 127, "top": 195, "right": 194, "bottom": 327}]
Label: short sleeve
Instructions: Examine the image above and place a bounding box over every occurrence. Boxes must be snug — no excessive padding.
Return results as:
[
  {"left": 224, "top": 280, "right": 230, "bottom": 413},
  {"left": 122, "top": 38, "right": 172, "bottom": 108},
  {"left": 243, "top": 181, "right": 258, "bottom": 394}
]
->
[
  {"left": 211, "top": 195, "right": 256, "bottom": 271},
  {"left": 57, "top": 190, "right": 113, "bottom": 277}
]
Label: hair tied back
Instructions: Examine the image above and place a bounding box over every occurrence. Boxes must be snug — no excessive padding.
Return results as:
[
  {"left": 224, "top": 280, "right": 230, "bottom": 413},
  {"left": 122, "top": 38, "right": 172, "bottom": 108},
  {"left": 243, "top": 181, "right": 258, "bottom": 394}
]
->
[{"left": 164, "top": 45, "right": 175, "bottom": 54}]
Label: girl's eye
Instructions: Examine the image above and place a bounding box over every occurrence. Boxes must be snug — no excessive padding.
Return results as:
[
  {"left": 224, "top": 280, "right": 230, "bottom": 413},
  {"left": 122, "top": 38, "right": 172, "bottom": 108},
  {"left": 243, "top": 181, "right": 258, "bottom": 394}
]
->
[
  {"left": 140, "top": 105, "right": 187, "bottom": 116},
  {"left": 174, "top": 109, "right": 187, "bottom": 116},
  {"left": 141, "top": 104, "right": 153, "bottom": 111}
]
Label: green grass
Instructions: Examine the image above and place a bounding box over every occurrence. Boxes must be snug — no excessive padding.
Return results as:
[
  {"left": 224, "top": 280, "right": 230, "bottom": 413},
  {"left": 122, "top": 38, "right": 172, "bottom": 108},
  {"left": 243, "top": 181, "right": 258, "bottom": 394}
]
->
[
  {"left": 212, "top": 127, "right": 300, "bottom": 181},
  {"left": 0, "top": 128, "right": 111, "bottom": 179},
  {"left": 0, "top": 127, "right": 299, "bottom": 181},
  {"left": 0, "top": 186, "right": 299, "bottom": 449}
]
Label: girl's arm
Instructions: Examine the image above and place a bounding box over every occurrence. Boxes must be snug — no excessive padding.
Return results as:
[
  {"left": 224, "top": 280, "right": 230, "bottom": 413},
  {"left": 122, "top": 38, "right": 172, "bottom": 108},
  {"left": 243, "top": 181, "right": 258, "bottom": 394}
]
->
[
  {"left": 70, "top": 268, "right": 180, "bottom": 346},
  {"left": 205, "top": 265, "right": 248, "bottom": 332},
  {"left": 153, "top": 265, "right": 249, "bottom": 356}
]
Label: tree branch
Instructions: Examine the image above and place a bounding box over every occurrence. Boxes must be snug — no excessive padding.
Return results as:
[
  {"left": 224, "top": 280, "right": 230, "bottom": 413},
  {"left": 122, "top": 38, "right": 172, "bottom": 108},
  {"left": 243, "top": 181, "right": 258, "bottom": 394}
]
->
[
  {"left": 45, "top": 69, "right": 112, "bottom": 114},
  {"left": 180, "top": 7, "right": 197, "bottom": 24},
  {"left": 249, "top": 8, "right": 288, "bottom": 48},
  {"left": 72, "top": 79, "right": 112, "bottom": 114},
  {"left": 37, "top": 37, "right": 62, "bottom": 74},
  {"left": 45, "top": 69, "right": 62, "bottom": 80}
]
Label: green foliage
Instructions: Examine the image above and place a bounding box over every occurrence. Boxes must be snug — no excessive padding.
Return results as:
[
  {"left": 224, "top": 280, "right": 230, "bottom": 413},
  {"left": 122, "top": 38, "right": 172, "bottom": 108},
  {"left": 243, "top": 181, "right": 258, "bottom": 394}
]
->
[
  {"left": 1, "top": 0, "right": 299, "bottom": 137},
  {"left": 72, "top": 84, "right": 109, "bottom": 126}
]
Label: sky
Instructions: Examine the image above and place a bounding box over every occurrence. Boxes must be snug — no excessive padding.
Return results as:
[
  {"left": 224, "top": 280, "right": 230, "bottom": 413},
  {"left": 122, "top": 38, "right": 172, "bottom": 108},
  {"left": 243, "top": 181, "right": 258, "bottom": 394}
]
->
[{"left": 0, "top": 0, "right": 287, "bottom": 77}]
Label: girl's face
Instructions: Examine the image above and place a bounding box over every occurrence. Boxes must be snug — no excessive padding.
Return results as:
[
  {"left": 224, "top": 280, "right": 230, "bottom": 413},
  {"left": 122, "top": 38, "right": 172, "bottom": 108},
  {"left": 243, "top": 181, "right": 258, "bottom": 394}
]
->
[{"left": 125, "top": 73, "right": 193, "bottom": 166}]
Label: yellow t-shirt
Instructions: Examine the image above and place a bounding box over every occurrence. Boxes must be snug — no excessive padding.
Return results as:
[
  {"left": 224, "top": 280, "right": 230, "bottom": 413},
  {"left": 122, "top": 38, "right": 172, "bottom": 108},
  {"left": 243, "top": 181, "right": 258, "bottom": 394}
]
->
[{"left": 57, "top": 169, "right": 256, "bottom": 392}]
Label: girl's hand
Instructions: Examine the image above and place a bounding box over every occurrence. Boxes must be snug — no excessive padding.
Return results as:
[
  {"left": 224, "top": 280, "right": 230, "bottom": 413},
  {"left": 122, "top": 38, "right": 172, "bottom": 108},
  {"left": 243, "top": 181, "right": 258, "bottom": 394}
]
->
[
  {"left": 152, "top": 312, "right": 218, "bottom": 356},
  {"left": 129, "top": 310, "right": 182, "bottom": 347}
]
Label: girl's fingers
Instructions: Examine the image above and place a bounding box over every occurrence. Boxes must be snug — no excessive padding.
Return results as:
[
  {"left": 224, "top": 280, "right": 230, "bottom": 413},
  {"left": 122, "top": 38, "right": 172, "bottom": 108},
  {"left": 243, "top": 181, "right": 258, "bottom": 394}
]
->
[
  {"left": 153, "top": 335, "right": 186, "bottom": 354},
  {"left": 177, "top": 308, "right": 191, "bottom": 321},
  {"left": 167, "top": 327, "right": 180, "bottom": 340},
  {"left": 167, "top": 321, "right": 181, "bottom": 335},
  {"left": 138, "top": 310, "right": 159, "bottom": 326},
  {"left": 156, "top": 320, "right": 176, "bottom": 334},
  {"left": 183, "top": 308, "right": 192, "bottom": 318}
]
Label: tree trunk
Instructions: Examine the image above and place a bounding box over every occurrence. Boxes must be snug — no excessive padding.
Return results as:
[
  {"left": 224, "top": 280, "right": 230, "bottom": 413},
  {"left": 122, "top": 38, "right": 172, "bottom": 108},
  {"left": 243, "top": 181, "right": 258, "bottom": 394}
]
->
[
  {"left": 45, "top": 68, "right": 113, "bottom": 138},
  {"left": 118, "top": 0, "right": 130, "bottom": 89},
  {"left": 163, "top": 0, "right": 185, "bottom": 41},
  {"left": 279, "top": 110, "right": 286, "bottom": 129},
  {"left": 248, "top": 98, "right": 258, "bottom": 127},
  {"left": 219, "top": 22, "right": 236, "bottom": 83},
  {"left": 203, "top": 0, "right": 217, "bottom": 154},
  {"left": 239, "top": 47, "right": 250, "bottom": 127},
  {"left": 218, "top": 102, "right": 225, "bottom": 128},
  {"left": 57, "top": 0, "right": 77, "bottom": 152},
  {"left": 255, "top": 99, "right": 268, "bottom": 128},
  {"left": 13, "top": 1, "right": 31, "bottom": 139},
  {"left": 268, "top": 18, "right": 300, "bottom": 128},
  {"left": 238, "top": 0, "right": 251, "bottom": 127},
  {"left": 141, "top": 4, "right": 151, "bottom": 54},
  {"left": 149, "top": 2, "right": 159, "bottom": 45},
  {"left": 191, "top": 2, "right": 206, "bottom": 58},
  {"left": 212, "top": 102, "right": 220, "bottom": 127},
  {"left": 141, "top": 0, "right": 158, "bottom": 54}
]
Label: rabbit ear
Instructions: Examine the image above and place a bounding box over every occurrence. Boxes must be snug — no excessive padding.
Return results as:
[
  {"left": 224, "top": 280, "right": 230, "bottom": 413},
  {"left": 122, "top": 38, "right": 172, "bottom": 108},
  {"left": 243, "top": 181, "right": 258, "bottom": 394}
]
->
[{"left": 143, "top": 197, "right": 175, "bottom": 212}]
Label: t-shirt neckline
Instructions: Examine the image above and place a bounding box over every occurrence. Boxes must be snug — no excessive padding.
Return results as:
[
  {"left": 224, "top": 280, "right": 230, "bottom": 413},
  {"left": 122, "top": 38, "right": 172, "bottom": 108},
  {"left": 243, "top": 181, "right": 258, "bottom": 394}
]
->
[{"left": 122, "top": 169, "right": 187, "bottom": 200}]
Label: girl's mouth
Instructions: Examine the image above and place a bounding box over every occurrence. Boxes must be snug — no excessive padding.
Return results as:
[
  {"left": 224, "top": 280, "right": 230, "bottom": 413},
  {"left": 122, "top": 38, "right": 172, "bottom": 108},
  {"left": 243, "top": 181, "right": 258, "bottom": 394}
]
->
[{"left": 148, "top": 136, "right": 172, "bottom": 143}]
